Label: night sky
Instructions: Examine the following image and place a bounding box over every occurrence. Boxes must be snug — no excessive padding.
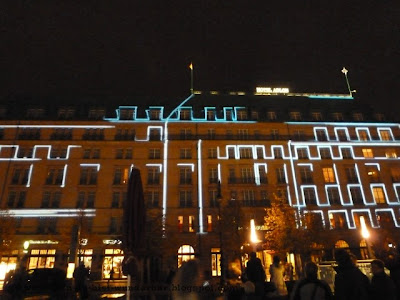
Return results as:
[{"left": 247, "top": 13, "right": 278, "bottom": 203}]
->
[{"left": 0, "top": 2, "right": 399, "bottom": 116}]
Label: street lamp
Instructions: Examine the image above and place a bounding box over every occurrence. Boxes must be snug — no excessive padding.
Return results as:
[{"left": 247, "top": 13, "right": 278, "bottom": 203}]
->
[
  {"left": 216, "top": 181, "right": 225, "bottom": 287},
  {"left": 360, "top": 216, "right": 373, "bottom": 259},
  {"left": 250, "top": 219, "right": 261, "bottom": 251}
]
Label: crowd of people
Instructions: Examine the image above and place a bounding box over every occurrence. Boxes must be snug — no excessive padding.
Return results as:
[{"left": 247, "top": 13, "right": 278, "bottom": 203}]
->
[{"left": 171, "top": 248, "right": 400, "bottom": 300}]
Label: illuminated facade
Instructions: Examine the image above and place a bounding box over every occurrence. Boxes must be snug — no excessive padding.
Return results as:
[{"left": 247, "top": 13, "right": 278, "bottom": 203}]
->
[{"left": 0, "top": 90, "right": 399, "bottom": 284}]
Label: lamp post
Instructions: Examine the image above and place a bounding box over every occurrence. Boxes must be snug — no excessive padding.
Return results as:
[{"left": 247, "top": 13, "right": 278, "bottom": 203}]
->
[
  {"left": 360, "top": 216, "right": 373, "bottom": 259},
  {"left": 250, "top": 219, "right": 261, "bottom": 252},
  {"left": 216, "top": 181, "right": 225, "bottom": 288}
]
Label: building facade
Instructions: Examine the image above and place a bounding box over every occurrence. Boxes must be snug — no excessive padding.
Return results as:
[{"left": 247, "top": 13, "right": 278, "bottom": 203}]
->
[{"left": 0, "top": 89, "right": 399, "bottom": 286}]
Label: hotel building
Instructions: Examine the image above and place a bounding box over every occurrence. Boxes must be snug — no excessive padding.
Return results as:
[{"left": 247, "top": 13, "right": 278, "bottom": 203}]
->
[{"left": 0, "top": 88, "right": 399, "bottom": 285}]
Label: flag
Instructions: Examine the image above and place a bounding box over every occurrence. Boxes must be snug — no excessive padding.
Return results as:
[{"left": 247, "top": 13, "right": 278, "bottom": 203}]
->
[{"left": 189, "top": 62, "right": 193, "bottom": 70}]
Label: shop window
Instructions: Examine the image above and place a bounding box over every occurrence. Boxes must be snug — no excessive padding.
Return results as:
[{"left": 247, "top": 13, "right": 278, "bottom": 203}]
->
[
  {"left": 102, "top": 249, "right": 126, "bottom": 279},
  {"left": 211, "top": 248, "right": 221, "bottom": 277},
  {"left": 28, "top": 249, "right": 56, "bottom": 269},
  {"left": 177, "top": 245, "right": 195, "bottom": 268},
  {"left": 334, "top": 240, "right": 349, "bottom": 249},
  {"left": 78, "top": 249, "right": 93, "bottom": 269}
]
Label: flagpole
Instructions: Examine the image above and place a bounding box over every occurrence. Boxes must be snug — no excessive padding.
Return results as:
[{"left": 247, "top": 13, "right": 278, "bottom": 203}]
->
[{"left": 189, "top": 62, "right": 194, "bottom": 94}]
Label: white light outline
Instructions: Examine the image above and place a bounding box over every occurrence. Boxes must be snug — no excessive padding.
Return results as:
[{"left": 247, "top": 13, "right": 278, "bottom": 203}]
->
[
  {"left": 177, "top": 163, "right": 195, "bottom": 172},
  {"left": 297, "top": 163, "right": 313, "bottom": 171},
  {"left": 1, "top": 209, "right": 96, "bottom": 218},
  {"left": 355, "top": 127, "right": 372, "bottom": 141},
  {"left": 61, "top": 164, "right": 68, "bottom": 188},
  {"left": 377, "top": 127, "right": 395, "bottom": 141},
  {"left": 327, "top": 209, "right": 351, "bottom": 229},
  {"left": 0, "top": 125, "right": 114, "bottom": 128},
  {"left": 80, "top": 163, "right": 101, "bottom": 171},
  {"left": 254, "top": 163, "right": 267, "bottom": 186},
  {"left": 303, "top": 209, "right": 326, "bottom": 228},
  {"left": 300, "top": 185, "right": 326, "bottom": 207},
  {"left": 288, "top": 141, "right": 300, "bottom": 207},
  {"left": 26, "top": 164, "right": 34, "bottom": 187},
  {"left": 365, "top": 163, "right": 380, "bottom": 171},
  {"left": 313, "top": 127, "right": 330, "bottom": 141},
  {"left": 197, "top": 139, "right": 204, "bottom": 233},
  {"left": 145, "top": 164, "right": 163, "bottom": 172},
  {"left": 394, "top": 184, "right": 400, "bottom": 202},
  {"left": 317, "top": 145, "right": 334, "bottom": 160},
  {"left": 370, "top": 183, "right": 393, "bottom": 205}
]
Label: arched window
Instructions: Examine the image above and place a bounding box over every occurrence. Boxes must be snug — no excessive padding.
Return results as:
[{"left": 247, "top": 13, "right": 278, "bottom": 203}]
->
[
  {"left": 360, "top": 239, "right": 369, "bottom": 259},
  {"left": 177, "top": 245, "right": 195, "bottom": 268},
  {"left": 335, "top": 240, "right": 349, "bottom": 249}
]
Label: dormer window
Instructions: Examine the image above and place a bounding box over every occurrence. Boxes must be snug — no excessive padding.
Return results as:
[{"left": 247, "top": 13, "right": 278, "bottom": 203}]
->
[
  {"left": 353, "top": 113, "right": 364, "bottom": 121},
  {"left": 180, "top": 109, "right": 191, "bottom": 120},
  {"left": 88, "top": 108, "right": 105, "bottom": 120},
  {"left": 267, "top": 111, "right": 277, "bottom": 121},
  {"left": 311, "top": 112, "right": 322, "bottom": 121},
  {"left": 290, "top": 111, "right": 302, "bottom": 121},
  {"left": 58, "top": 108, "right": 75, "bottom": 120},
  {"left": 119, "top": 109, "right": 134, "bottom": 120},
  {"left": 332, "top": 112, "right": 344, "bottom": 121},
  {"left": 207, "top": 110, "right": 215, "bottom": 121},
  {"left": 150, "top": 109, "right": 161, "bottom": 120},
  {"left": 26, "top": 108, "right": 45, "bottom": 119},
  {"left": 237, "top": 110, "right": 248, "bottom": 121}
]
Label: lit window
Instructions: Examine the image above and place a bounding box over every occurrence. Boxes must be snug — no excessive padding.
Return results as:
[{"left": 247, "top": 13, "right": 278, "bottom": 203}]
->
[
  {"left": 211, "top": 248, "right": 221, "bottom": 277},
  {"left": 113, "top": 167, "right": 129, "bottom": 185},
  {"left": 362, "top": 149, "right": 373, "bottom": 158},
  {"left": 177, "top": 245, "right": 195, "bottom": 268},
  {"left": 379, "top": 130, "right": 392, "bottom": 141},
  {"left": 189, "top": 216, "right": 195, "bottom": 232},
  {"left": 102, "top": 249, "right": 125, "bottom": 279},
  {"left": 178, "top": 216, "right": 183, "bottom": 232},
  {"left": 372, "top": 187, "right": 386, "bottom": 204},
  {"left": 335, "top": 240, "right": 349, "bottom": 248},
  {"left": 28, "top": 249, "right": 56, "bottom": 269},
  {"left": 207, "top": 215, "right": 212, "bottom": 232},
  {"left": 322, "top": 167, "right": 335, "bottom": 183},
  {"left": 366, "top": 167, "right": 380, "bottom": 182},
  {"left": 358, "top": 130, "right": 369, "bottom": 141},
  {"left": 386, "top": 149, "right": 397, "bottom": 158}
]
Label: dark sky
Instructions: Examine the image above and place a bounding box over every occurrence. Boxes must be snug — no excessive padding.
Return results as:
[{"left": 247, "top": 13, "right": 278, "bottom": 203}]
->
[{"left": 0, "top": 1, "right": 399, "bottom": 115}]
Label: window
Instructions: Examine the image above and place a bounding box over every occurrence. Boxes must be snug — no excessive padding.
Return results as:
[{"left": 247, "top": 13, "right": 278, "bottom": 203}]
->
[
  {"left": 353, "top": 113, "right": 364, "bottom": 121},
  {"left": 208, "top": 148, "right": 217, "bottom": 159},
  {"left": 290, "top": 111, "right": 302, "bottom": 121},
  {"left": 180, "top": 167, "right": 192, "bottom": 184},
  {"left": 209, "top": 168, "right": 218, "bottom": 184},
  {"left": 300, "top": 167, "right": 313, "bottom": 184},
  {"left": 50, "top": 148, "right": 67, "bottom": 159},
  {"left": 18, "top": 128, "right": 41, "bottom": 140},
  {"left": 273, "top": 148, "right": 283, "bottom": 159},
  {"left": 256, "top": 148, "right": 264, "bottom": 159},
  {"left": 178, "top": 216, "right": 183, "bottom": 232},
  {"left": 57, "top": 108, "right": 75, "bottom": 119},
  {"left": 11, "top": 167, "right": 30, "bottom": 185},
  {"left": 150, "top": 109, "right": 161, "bottom": 120},
  {"left": 358, "top": 130, "right": 369, "bottom": 141},
  {"left": 362, "top": 149, "right": 373, "bottom": 158},
  {"left": 207, "top": 111, "right": 215, "bottom": 121},
  {"left": 345, "top": 166, "right": 358, "bottom": 183},
  {"left": 239, "top": 148, "right": 252, "bottom": 159},
  {"left": 322, "top": 167, "right": 335, "bottom": 183},
  {"left": 258, "top": 166, "right": 267, "bottom": 184},
  {"left": 113, "top": 167, "right": 129, "bottom": 185},
  {"left": 37, "top": 218, "right": 57, "bottom": 234},
  {"left": 211, "top": 248, "right": 221, "bottom": 277},
  {"left": 320, "top": 148, "right": 331, "bottom": 159},
  {"left": 304, "top": 188, "right": 317, "bottom": 205},
  {"left": 179, "top": 191, "right": 193, "bottom": 207},
  {"left": 241, "top": 167, "right": 254, "bottom": 183},
  {"left": 391, "top": 168, "right": 400, "bottom": 182},
  {"left": 179, "top": 148, "right": 192, "bottom": 159},
  {"left": 379, "top": 130, "right": 392, "bottom": 141},
  {"left": 28, "top": 249, "right": 56, "bottom": 269},
  {"left": 366, "top": 167, "right": 380, "bottom": 182},
  {"left": 26, "top": 108, "right": 45, "bottom": 119},
  {"left": 297, "top": 148, "right": 308, "bottom": 159},
  {"left": 207, "top": 215, "right": 212, "bottom": 232},
  {"left": 111, "top": 192, "right": 126, "bottom": 208},
  {"left": 228, "top": 168, "right": 236, "bottom": 183},
  {"left": 115, "top": 129, "right": 135, "bottom": 140},
  {"left": 188, "top": 216, "right": 195, "bottom": 232},
  {"left": 177, "top": 245, "right": 195, "bottom": 268},
  {"left": 149, "top": 128, "right": 161, "bottom": 141},
  {"left": 147, "top": 167, "right": 160, "bottom": 185},
  {"left": 88, "top": 108, "right": 105, "bottom": 120},
  {"left": 293, "top": 130, "right": 305, "bottom": 141},
  {"left": 76, "top": 191, "right": 96, "bottom": 208},
  {"left": 385, "top": 149, "right": 397, "bottom": 158},
  {"left": 180, "top": 129, "right": 192, "bottom": 139},
  {"left": 83, "top": 128, "right": 104, "bottom": 140},
  {"left": 208, "top": 129, "right": 216, "bottom": 139},
  {"left": 119, "top": 109, "right": 134, "bottom": 120},
  {"left": 341, "top": 148, "right": 352, "bottom": 159},
  {"left": 209, "top": 190, "right": 218, "bottom": 207},
  {"left": 228, "top": 148, "right": 235, "bottom": 159},
  {"left": 349, "top": 187, "right": 363, "bottom": 204},
  {"left": 149, "top": 148, "right": 161, "bottom": 159},
  {"left": 270, "top": 129, "right": 279, "bottom": 140},
  {"left": 51, "top": 128, "right": 72, "bottom": 140},
  {"left": 329, "top": 214, "right": 346, "bottom": 229},
  {"left": 238, "top": 129, "right": 249, "bottom": 140},
  {"left": 180, "top": 109, "right": 191, "bottom": 120},
  {"left": 115, "top": 148, "right": 132, "bottom": 159},
  {"left": 17, "top": 147, "right": 34, "bottom": 158},
  {"left": 45, "top": 167, "right": 64, "bottom": 185},
  {"left": 332, "top": 113, "right": 344, "bottom": 121},
  {"left": 251, "top": 111, "right": 259, "bottom": 120},
  {"left": 337, "top": 129, "right": 348, "bottom": 141},
  {"left": 276, "top": 167, "right": 286, "bottom": 184},
  {"left": 7, "top": 191, "right": 26, "bottom": 208},
  {"left": 327, "top": 187, "right": 341, "bottom": 205},
  {"left": 146, "top": 191, "right": 159, "bottom": 208},
  {"left": 102, "top": 249, "right": 125, "bottom": 279},
  {"left": 243, "top": 190, "right": 256, "bottom": 206},
  {"left": 267, "top": 111, "right": 277, "bottom": 120},
  {"left": 311, "top": 112, "right": 323, "bottom": 121},
  {"left": 41, "top": 191, "right": 61, "bottom": 208},
  {"left": 316, "top": 130, "right": 328, "bottom": 141},
  {"left": 372, "top": 187, "right": 386, "bottom": 204},
  {"left": 374, "top": 113, "right": 385, "bottom": 121},
  {"left": 83, "top": 148, "right": 100, "bottom": 159},
  {"left": 237, "top": 110, "right": 247, "bottom": 120}
]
